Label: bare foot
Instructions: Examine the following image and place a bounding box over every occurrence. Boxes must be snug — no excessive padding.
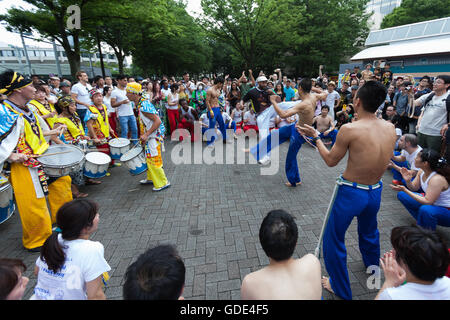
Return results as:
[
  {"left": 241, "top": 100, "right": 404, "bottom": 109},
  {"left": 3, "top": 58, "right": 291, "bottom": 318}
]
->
[
  {"left": 285, "top": 182, "right": 302, "bottom": 187},
  {"left": 322, "top": 276, "right": 335, "bottom": 294}
]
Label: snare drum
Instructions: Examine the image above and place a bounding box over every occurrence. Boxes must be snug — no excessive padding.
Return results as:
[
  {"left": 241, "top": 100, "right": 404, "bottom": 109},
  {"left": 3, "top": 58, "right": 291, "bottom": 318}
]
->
[
  {"left": 39, "top": 145, "right": 85, "bottom": 177},
  {"left": 0, "top": 176, "right": 15, "bottom": 225},
  {"left": 109, "top": 138, "right": 131, "bottom": 160},
  {"left": 83, "top": 152, "right": 111, "bottom": 178},
  {"left": 120, "top": 146, "right": 147, "bottom": 175}
]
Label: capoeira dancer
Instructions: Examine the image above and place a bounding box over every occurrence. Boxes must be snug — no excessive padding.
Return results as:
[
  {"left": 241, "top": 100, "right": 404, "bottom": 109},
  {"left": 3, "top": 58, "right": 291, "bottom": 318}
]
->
[
  {"left": 247, "top": 78, "right": 327, "bottom": 187},
  {"left": 205, "top": 77, "right": 228, "bottom": 147},
  {"left": 0, "top": 70, "right": 72, "bottom": 252},
  {"left": 125, "top": 82, "right": 170, "bottom": 191},
  {"left": 297, "top": 81, "right": 397, "bottom": 300}
]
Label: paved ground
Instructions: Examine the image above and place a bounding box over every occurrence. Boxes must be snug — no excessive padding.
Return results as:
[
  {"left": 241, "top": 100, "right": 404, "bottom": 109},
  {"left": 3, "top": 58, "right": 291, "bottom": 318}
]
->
[{"left": 1, "top": 136, "right": 450, "bottom": 300}]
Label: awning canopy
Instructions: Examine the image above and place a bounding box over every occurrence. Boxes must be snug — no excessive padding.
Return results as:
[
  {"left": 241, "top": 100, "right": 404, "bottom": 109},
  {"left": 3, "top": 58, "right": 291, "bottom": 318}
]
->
[{"left": 351, "top": 36, "right": 450, "bottom": 61}]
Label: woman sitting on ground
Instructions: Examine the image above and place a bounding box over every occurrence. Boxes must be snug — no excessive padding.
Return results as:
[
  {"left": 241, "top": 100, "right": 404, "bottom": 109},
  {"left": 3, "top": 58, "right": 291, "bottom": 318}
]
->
[
  {"left": 376, "top": 225, "right": 450, "bottom": 300},
  {"left": 33, "top": 199, "right": 111, "bottom": 300},
  {"left": 390, "top": 149, "right": 450, "bottom": 230}
]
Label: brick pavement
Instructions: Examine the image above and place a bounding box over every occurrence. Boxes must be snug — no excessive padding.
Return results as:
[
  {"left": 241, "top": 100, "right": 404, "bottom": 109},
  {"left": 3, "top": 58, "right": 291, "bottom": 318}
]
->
[{"left": 1, "top": 138, "right": 449, "bottom": 300}]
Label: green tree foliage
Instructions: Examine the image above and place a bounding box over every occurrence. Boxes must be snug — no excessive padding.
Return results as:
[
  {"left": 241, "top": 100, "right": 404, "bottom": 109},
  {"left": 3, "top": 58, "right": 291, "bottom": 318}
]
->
[
  {"left": 131, "top": 0, "right": 212, "bottom": 77},
  {"left": 381, "top": 0, "right": 450, "bottom": 29},
  {"left": 199, "top": 0, "right": 370, "bottom": 77}
]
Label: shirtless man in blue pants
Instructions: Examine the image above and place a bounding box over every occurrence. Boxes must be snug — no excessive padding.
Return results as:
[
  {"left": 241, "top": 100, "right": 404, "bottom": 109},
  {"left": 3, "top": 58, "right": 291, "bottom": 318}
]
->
[{"left": 297, "top": 81, "right": 397, "bottom": 300}]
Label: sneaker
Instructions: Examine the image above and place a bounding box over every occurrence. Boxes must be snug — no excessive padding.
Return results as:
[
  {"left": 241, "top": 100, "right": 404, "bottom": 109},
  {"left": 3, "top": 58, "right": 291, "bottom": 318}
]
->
[
  {"left": 258, "top": 155, "right": 271, "bottom": 165},
  {"left": 140, "top": 179, "right": 153, "bottom": 185},
  {"left": 153, "top": 181, "right": 171, "bottom": 191},
  {"left": 112, "top": 162, "right": 121, "bottom": 167},
  {"left": 392, "top": 180, "right": 404, "bottom": 186}
]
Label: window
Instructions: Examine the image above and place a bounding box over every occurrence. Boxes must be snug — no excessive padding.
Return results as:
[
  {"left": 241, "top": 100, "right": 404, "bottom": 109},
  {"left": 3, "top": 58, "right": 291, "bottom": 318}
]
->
[{"left": 5, "top": 50, "right": 15, "bottom": 57}]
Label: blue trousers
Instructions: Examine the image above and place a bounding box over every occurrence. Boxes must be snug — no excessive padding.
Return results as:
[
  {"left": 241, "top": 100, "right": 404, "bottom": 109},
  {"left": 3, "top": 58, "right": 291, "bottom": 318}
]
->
[
  {"left": 250, "top": 123, "right": 304, "bottom": 186},
  {"left": 397, "top": 191, "right": 450, "bottom": 230},
  {"left": 323, "top": 178, "right": 382, "bottom": 300},
  {"left": 319, "top": 129, "right": 338, "bottom": 147},
  {"left": 392, "top": 151, "right": 409, "bottom": 183},
  {"left": 207, "top": 107, "right": 226, "bottom": 145},
  {"left": 119, "top": 115, "right": 138, "bottom": 143}
]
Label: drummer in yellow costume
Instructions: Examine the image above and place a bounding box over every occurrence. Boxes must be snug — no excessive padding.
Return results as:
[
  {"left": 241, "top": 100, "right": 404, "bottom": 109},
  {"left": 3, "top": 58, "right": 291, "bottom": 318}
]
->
[
  {"left": 0, "top": 70, "right": 72, "bottom": 252},
  {"left": 53, "top": 96, "right": 101, "bottom": 197},
  {"left": 125, "top": 82, "right": 171, "bottom": 191},
  {"left": 27, "top": 83, "right": 58, "bottom": 130},
  {"left": 86, "top": 89, "right": 117, "bottom": 166}
]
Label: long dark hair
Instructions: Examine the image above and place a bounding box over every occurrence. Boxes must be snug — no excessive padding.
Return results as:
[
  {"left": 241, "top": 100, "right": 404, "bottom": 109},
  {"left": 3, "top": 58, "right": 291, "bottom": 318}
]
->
[
  {"left": 40, "top": 199, "right": 98, "bottom": 273},
  {"left": 0, "top": 258, "right": 26, "bottom": 300},
  {"left": 420, "top": 148, "right": 450, "bottom": 184}
]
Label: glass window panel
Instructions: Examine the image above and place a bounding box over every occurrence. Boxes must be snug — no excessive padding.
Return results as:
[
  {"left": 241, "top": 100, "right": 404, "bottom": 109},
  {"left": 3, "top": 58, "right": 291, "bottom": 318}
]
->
[
  {"left": 424, "top": 20, "right": 445, "bottom": 35},
  {"left": 378, "top": 29, "right": 393, "bottom": 42},
  {"left": 442, "top": 18, "right": 450, "bottom": 33},
  {"left": 407, "top": 23, "right": 426, "bottom": 38},
  {"left": 391, "top": 26, "right": 409, "bottom": 40}
]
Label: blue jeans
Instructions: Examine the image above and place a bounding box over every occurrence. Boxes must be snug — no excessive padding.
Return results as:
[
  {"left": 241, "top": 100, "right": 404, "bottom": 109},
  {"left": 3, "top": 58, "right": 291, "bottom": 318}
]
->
[
  {"left": 397, "top": 191, "right": 450, "bottom": 230},
  {"left": 119, "top": 115, "right": 138, "bottom": 143}
]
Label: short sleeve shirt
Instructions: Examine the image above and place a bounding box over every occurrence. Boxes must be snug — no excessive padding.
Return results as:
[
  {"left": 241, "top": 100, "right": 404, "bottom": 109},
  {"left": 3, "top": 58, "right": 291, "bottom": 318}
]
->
[
  {"left": 34, "top": 234, "right": 111, "bottom": 300},
  {"left": 418, "top": 91, "right": 449, "bottom": 136},
  {"left": 110, "top": 87, "right": 134, "bottom": 117},
  {"left": 71, "top": 82, "right": 92, "bottom": 110},
  {"left": 139, "top": 99, "right": 165, "bottom": 138}
]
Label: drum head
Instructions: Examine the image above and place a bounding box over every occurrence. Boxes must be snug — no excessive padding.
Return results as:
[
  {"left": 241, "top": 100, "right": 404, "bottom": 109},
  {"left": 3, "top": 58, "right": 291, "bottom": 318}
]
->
[
  {"left": 39, "top": 145, "right": 85, "bottom": 167},
  {"left": 85, "top": 152, "right": 111, "bottom": 165},
  {"left": 120, "top": 146, "right": 143, "bottom": 162},
  {"left": 109, "top": 138, "right": 130, "bottom": 148}
]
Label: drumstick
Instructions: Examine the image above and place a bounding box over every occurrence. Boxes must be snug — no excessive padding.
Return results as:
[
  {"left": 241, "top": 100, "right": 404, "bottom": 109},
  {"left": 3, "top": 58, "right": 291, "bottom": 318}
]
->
[{"left": 32, "top": 150, "right": 75, "bottom": 158}]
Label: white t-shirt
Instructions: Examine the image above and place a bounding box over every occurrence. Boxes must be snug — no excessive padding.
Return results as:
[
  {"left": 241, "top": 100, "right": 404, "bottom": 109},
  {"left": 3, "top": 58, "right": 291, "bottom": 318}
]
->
[
  {"left": 71, "top": 82, "right": 92, "bottom": 110},
  {"left": 110, "top": 87, "right": 134, "bottom": 117},
  {"left": 418, "top": 91, "right": 449, "bottom": 136},
  {"left": 401, "top": 146, "right": 422, "bottom": 171},
  {"left": 222, "top": 112, "right": 232, "bottom": 123},
  {"left": 378, "top": 277, "right": 450, "bottom": 300},
  {"left": 324, "top": 90, "right": 340, "bottom": 120},
  {"left": 200, "top": 113, "right": 209, "bottom": 127},
  {"left": 161, "top": 88, "right": 171, "bottom": 108},
  {"left": 167, "top": 92, "right": 179, "bottom": 110},
  {"left": 34, "top": 234, "right": 111, "bottom": 300},
  {"left": 244, "top": 111, "right": 257, "bottom": 126},
  {"left": 395, "top": 128, "right": 402, "bottom": 150},
  {"left": 103, "top": 96, "right": 114, "bottom": 114}
]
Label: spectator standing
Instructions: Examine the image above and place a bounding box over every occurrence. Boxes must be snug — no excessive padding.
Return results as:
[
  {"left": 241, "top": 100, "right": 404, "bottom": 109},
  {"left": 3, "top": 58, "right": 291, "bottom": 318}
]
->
[
  {"left": 284, "top": 79, "right": 295, "bottom": 102},
  {"left": 393, "top": 82, "right": 411, "bottom": 133},
  {"left": 33, "top": 199, "right": 110, "bottom": 300},
  {"left": 361, "top": 63, "right": 374, "bottom": 81},
  {"left": 71, "top": 71, "right": 92, "bottom": 125},
  {"left": 414, "top": 76, "right": 432, "bottom": 99},
  {"left": 238, "top": 70, "right": 255, "bottom": 98},
  {"left": 415, "top": 75, "right": 450, "bottom": 153},
  {"left": 274, "top": 82, "right": 286, "bottom": 102},
  {"left": 227, "top": 81, "right": 241, "bottom": 112},
  {"left": 110, "top": 75, "right": 138, "bottom": 143},
  {"left": 191, "top": 83, "right": 207, "bottom": 113},
  {"left": 376, "top": 225, "right": 450, "bottom": 300},
  {"left": 324, "top": 81, "right": 340, "bottom": 121},
  {"left": 241, "top": 210, "right": 322, "bottom": 300},
  {"left": 166, "top": 83, "right": 180, "bottom": 136}
]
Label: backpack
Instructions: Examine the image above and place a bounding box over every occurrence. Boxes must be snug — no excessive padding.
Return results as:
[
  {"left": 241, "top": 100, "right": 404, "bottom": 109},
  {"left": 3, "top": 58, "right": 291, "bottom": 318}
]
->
[{"left": 422, "top": 92, "right": 450, "bottom": 123}]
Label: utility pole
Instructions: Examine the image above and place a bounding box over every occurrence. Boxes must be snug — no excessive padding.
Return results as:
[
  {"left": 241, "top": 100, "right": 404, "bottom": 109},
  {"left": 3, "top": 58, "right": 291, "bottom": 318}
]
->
[
  {"left": 96, "top": 28, "right": 105, "bottom": 78},
  {"left": 19, "top": 30, "right": 32, "bottom": 75},
  {"left": 52, "top": 38, "right": 62, "bottom": 78}
]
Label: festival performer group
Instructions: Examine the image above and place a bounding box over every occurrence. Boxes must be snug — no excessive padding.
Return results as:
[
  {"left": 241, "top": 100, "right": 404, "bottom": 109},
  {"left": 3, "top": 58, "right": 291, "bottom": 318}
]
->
[
  {"left": 1, "top": 67, "right": 449, "bottom": 301},
  {"left": 0, "top": 70, "right": 169, "bottom": 253}
]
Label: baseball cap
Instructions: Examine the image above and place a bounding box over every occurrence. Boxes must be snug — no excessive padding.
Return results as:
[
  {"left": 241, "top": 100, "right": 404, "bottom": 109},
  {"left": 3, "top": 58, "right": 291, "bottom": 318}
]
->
[
  {"left": 328, "top": 81, "right": 336, "bottom": 87},
  {"left": 256, "top": 76, "right": 268, "bottom": 82},
  {"left": 351, "top": 85, "right": 359, "bottom": 91}
]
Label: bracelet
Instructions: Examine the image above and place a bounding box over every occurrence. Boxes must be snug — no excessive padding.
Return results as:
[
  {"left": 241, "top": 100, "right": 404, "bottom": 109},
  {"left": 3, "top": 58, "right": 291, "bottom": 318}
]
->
[{"left": 312, "top": 136, "right": 321, "bottom": 142}]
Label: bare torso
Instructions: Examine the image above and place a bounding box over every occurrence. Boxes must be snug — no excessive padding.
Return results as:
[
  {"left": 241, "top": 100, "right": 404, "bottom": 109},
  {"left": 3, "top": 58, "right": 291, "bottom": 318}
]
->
[
  {"left": 241, "top": 254, "right": 321, "bottom": 300},
  {"left": 206, "top": 86, "right": 220, "bottom": 108},
  {"left": 315, "top": 115, "right": 332, "bottom": 133},
  {"left": 342, "top": 118, "right": 397, "bottom": 185}
]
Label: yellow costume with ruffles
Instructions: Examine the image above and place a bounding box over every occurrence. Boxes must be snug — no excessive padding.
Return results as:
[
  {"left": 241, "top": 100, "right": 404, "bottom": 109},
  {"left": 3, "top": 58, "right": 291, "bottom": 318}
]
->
[
  {"left": 4, "top": 100, "right": 72, "bottom": 250},
  {"left": 27, "top": 99, "right": 57, "bottom": 128}
]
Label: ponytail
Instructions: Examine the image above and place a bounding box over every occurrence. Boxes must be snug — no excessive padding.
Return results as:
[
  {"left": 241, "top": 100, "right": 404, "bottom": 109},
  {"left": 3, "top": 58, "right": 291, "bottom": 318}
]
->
[
  {"left": 40, "top": 199, "right": 98, "bottom": 273},
  {"left": 40, "top": 232, "right": 66, "bottom": 274}
]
